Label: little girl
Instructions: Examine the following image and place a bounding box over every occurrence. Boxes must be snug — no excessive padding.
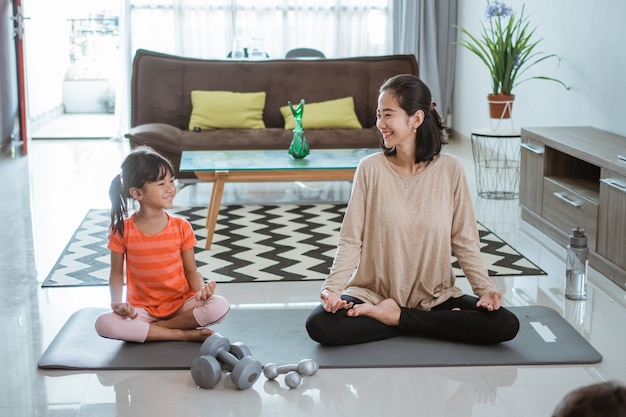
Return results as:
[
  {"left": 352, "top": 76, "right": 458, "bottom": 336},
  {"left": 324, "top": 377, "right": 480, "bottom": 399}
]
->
[{"left": 95, "top": 146, "right": 230, "bottom": 343}]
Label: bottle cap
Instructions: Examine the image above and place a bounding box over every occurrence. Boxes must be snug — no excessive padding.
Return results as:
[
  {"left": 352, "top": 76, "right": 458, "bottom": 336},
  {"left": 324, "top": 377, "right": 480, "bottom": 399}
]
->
[{"left": 569, "top": 227, "right": 587, "bottom": 248}]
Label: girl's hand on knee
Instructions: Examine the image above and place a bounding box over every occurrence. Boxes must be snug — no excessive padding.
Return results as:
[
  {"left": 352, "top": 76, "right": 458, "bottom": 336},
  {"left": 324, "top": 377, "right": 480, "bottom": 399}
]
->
[
  {"left": 111, "top": 302, "right": 137, "bottom": 319},
  {"left": 196, "top": 281, "right": 216, "bottom": 300}
]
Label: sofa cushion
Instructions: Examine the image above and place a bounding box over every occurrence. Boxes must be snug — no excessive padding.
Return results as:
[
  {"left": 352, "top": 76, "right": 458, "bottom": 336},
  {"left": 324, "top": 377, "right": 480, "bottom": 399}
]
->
[
  {"left": 189, "top": 91, "right": 266, "bottom": 130},
  {"left": 280, "top": 97, "right": 363, "bottom": 130}
]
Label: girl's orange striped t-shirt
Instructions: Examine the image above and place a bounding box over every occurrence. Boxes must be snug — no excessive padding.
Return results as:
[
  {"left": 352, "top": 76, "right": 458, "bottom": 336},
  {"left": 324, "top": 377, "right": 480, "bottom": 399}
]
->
[{"left": 108, "top": 213, "right": 197, "bottom": 317}]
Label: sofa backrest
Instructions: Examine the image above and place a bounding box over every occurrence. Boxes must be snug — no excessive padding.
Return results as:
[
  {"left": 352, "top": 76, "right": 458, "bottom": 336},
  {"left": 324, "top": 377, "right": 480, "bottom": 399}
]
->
[{"left": 130, "top": 49, "right": 418, "bottom": 130}]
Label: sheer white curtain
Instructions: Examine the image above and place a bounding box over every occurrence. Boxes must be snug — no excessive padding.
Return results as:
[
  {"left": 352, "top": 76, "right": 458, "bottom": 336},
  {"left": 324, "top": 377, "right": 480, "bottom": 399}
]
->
[
  {"left": 125, "top": 0, "right": 390, "bottom": 60},
  {"left": 118, "top": 0, "right": 391, "bottom": 131}
]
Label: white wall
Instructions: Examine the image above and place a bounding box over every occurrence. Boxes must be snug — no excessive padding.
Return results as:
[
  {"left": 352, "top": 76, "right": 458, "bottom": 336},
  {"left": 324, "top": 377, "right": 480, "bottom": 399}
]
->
[{"left": 452, "top": 0, "right": 626, "bottom": 138}]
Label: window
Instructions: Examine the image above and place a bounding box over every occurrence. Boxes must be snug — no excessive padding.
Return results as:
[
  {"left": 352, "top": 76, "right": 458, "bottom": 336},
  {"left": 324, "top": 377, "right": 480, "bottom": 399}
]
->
[{"left": 128, "top": 0, "right": 391, "bottom": 59}]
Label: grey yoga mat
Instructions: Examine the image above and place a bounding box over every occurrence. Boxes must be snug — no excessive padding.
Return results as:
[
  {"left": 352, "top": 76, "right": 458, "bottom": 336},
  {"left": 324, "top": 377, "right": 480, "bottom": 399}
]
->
[{"left": 38, "top": 306, "right": 601, "bottom": 370}]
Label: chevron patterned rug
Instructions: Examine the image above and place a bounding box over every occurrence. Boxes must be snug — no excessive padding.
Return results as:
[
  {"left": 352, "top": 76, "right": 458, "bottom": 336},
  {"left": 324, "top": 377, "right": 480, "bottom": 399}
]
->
[{"left": 42, "top": 204, "right": 545, "bottom": 287}]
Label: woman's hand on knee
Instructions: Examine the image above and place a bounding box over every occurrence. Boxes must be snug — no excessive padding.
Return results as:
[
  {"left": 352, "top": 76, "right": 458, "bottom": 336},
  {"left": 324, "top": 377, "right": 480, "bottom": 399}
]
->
[
  {"left": 321, "top": 289, "right": 353, "bottom": 313},
  {"left": 477, "top": 291, "right": 501, "bottom": 311}
]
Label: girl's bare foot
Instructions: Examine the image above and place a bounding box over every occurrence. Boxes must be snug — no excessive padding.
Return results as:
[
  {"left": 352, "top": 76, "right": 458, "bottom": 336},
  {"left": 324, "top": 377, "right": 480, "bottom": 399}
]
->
[
  {"left": 185, "top": 327, "right": 214, "bottom": 342},
  {"left": 146, "top": 326, "right": 214, "bottom": 342},
  {"left": 346, "top": 298, "right": 401, "bottom": 326}
]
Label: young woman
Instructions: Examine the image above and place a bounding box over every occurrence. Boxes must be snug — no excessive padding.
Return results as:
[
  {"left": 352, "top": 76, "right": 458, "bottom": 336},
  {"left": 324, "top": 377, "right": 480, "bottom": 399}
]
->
[
  {"left": 95, "top": 146, "right": 229, "bottom": 343},
  {"left": 306, "top": 74, "right": 520, "bottom": 346}
]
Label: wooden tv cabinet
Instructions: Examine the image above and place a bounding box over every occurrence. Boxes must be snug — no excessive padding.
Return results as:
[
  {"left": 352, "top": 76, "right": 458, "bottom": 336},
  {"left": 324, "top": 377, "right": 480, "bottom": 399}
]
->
[{"left": 520, "top": 126, "right": 626, "bottom": 290}]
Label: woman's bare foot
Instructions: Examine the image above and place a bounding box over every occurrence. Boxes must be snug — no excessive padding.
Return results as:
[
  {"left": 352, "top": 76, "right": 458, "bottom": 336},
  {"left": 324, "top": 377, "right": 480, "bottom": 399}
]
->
[{"left": 346, "top": 298, "right": 401, "bottom": 326}]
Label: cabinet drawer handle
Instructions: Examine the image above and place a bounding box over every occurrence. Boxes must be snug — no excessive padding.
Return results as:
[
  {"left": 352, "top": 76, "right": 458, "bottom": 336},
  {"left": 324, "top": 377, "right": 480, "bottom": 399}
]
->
[
  {"left": 552, "top": 192, "right": 582, "bottom": 207},
  {"left": 520, "top": 143, "right": 544, "bottom": 154},
  {"left": 600, "top": 178, "right": 626, "bottom": 193}
]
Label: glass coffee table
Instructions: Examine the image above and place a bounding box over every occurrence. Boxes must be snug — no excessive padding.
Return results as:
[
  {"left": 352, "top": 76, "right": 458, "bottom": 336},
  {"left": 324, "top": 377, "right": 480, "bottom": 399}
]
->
[{"left": 180, "top": 148, "right": 379, "bottom": 249}]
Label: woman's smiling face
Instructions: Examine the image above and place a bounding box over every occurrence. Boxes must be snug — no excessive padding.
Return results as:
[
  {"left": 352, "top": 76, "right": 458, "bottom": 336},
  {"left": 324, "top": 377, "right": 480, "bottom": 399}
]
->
[{"left": 376, "top": 90, "right": 422, "bottom": 149}]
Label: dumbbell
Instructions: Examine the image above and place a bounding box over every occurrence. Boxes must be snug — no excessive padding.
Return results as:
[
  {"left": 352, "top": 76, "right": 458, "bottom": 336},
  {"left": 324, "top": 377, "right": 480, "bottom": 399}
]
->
[
  {"left": 229, "top": 341, "right": 252, "bottom": 359},
  {"left": 284, "top": 371, "right": 303, "bottom": 389},
  {"left": 190, "top": 355, "right": 222, "bottom": 389},
  {"left": 214, "top": 341, "right": 253, "bottom": 371},
  {"left": 190, "top": 340, "right": 254, "bottom": 388},
  {"left": 263, "top": 359, "right": 319, "bottom": 380},
  {"left": 200, "top": 333, "right": 262, "bottom": 390}
]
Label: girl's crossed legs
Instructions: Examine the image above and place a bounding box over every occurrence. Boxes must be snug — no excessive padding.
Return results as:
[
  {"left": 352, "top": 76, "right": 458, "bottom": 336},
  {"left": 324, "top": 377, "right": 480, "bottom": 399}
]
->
[{"left": 95, "top": 295, "right": 230, "bottom": 343}]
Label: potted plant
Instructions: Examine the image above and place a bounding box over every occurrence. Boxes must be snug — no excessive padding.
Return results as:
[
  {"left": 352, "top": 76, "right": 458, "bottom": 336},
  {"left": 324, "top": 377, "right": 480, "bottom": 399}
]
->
[{"left": 456, "top": 1, "right": 569, "bottom": 118}]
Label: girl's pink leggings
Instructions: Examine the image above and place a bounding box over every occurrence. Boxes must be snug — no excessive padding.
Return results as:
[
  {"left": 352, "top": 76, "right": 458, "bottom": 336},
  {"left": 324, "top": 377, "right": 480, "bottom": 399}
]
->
[{"left": 94, "top": 295, "right": 230, "bottom": 343}]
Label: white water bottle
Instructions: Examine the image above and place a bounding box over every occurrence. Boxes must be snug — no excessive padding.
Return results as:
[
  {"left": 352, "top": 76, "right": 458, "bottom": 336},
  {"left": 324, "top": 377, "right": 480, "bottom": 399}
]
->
[{"left": 565, "top": 227, "right": 588, "bottom": 300}]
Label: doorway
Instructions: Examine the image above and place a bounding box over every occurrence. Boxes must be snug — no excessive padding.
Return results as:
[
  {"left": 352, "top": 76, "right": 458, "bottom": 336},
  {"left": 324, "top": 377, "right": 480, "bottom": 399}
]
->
[{"left": 23, "top": 0, "right": 121, "bottom": 139}]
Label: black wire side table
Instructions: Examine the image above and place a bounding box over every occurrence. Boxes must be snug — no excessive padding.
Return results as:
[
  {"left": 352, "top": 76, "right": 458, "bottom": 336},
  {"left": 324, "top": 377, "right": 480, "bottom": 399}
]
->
[{"left": 470, "top": 128, "right": 521, "bottom": 199}]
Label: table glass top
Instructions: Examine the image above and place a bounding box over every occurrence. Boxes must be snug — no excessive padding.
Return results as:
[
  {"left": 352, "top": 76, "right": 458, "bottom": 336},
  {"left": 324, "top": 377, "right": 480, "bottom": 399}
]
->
[{"left": 180, "top": 148, "right": 380, "bottom": 171}]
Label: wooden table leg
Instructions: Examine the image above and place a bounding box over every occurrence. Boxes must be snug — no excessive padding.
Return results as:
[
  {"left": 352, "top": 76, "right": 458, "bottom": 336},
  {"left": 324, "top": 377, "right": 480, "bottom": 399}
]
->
[{"left": 204, "top": 172, "right": 228, "bottom": 249}]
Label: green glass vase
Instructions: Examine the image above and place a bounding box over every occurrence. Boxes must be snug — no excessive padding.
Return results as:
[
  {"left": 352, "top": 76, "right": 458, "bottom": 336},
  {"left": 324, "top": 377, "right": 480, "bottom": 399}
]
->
[{"left": 288, "top": 99, "right": 310, "bottom": 159}]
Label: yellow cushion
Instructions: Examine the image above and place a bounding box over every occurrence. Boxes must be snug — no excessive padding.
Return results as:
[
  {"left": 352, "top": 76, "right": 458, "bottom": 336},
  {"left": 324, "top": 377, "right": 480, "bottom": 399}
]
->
[
  {"left": 189, "top": 91, "right": 266, "bottom": 130},
  {"left": 280, "top": 97, "right": 362, "bottom": 130}
]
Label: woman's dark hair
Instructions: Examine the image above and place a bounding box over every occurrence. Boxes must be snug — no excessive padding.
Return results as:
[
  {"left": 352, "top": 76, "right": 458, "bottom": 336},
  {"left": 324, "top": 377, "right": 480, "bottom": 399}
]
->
[
  {"left": 378, "top": 74, "right": 447, "bottom": 163},
  {"left": 552, "top": 381, "right": 626, "bottom": 417},
  {"left": 109, "top": 146, "right": 175, "bottom": 237}
]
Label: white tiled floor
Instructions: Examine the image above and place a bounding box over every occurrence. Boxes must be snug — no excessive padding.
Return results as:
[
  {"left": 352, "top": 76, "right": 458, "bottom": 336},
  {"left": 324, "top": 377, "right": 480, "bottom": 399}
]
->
[{"left": 2, "top": 134, "right": 625, "bottom": 417}]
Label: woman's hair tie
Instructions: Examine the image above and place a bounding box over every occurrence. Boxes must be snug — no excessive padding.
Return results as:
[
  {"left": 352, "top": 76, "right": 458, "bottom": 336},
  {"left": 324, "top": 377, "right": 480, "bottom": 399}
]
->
[{"left": 430, "top": 101, "right": 436, "bottom": 111}]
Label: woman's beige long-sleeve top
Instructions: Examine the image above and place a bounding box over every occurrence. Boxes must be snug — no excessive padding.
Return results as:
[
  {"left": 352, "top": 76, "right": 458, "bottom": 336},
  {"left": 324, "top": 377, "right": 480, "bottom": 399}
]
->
[{"left": 322, "top": 152, "right": 498, "bottom": 310}]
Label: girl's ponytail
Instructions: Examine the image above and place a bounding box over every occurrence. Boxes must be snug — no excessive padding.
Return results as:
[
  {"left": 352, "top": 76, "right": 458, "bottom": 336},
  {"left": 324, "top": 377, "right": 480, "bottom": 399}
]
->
[
  {"left": 109, "top": 173, "right": 127, "bottom": 237},
  {"left": 108, "top": 146, "right": 175, "bottom": 237}
]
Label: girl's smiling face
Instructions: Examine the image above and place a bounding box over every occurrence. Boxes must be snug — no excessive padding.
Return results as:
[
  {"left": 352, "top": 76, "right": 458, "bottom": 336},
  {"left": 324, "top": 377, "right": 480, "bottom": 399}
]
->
[
  {"left": 133, "top": 171, "right": 177, "bottom": 209},
  {"left": 376, "top": 90, "right": 423, "bottom": 149}
]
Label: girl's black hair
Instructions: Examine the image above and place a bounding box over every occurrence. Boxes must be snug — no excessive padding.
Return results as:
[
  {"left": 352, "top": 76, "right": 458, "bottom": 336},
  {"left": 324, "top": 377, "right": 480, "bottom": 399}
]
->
[
  {"left": 378, "top": 74, "right": 448, "bottom": 163},
  {"left": 109, "top": 146, "right": 175, "bottom": 237}
]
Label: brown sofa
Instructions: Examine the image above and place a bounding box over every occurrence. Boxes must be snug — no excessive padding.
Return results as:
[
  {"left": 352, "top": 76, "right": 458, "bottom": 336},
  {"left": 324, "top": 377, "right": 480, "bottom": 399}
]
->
[{"left": 126, "top": 49, "right": 419, "bottom": 179}]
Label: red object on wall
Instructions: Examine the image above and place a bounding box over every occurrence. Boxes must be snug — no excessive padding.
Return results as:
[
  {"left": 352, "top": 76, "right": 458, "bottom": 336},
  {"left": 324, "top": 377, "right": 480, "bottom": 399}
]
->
[{"left": 12, "top": 0, "right": 28, "bottom": 154}]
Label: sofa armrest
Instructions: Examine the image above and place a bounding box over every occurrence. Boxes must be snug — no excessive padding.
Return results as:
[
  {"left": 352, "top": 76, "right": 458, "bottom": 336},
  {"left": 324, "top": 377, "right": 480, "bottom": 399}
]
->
[
  {"left": 126, "top": 123, "right": 183, "bottom": 151},
  {"left": 125, "top": 123, "right": 193, "bottom": 177}
]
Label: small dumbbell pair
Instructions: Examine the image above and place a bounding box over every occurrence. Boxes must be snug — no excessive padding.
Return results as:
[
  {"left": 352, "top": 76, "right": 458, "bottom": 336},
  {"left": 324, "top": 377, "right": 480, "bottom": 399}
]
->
[
  {"left": 263, "top": 359, "right": 319, "bottom": 389},
  {"left": 191, "top": 333, "right": 262, "bottom": 390}
]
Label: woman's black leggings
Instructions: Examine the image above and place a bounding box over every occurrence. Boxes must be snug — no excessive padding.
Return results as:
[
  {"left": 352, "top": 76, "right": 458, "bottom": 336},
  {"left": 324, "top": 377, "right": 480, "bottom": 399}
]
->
[{"left": 305, "top": 294, "right": 520, "bottom": 346}]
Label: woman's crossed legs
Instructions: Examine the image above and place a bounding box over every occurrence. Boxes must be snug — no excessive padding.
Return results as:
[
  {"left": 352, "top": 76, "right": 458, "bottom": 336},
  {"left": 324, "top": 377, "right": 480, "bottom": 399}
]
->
[{"left": 306, "top": 295, "right": 519, "bottom": 346}]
